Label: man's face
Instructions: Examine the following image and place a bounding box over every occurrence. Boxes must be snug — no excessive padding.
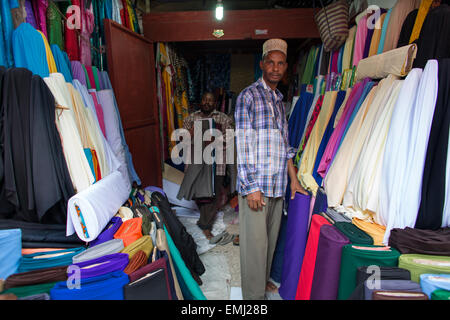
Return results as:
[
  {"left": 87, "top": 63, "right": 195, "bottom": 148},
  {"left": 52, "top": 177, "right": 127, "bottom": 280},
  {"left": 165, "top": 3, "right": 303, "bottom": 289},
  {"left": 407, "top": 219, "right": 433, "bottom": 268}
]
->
[
  {"left": 200, "top": 93, "right": 216, "bottom": 115},
  {"left": 260, "top": 50, "right": 288, "bottom": 86}
]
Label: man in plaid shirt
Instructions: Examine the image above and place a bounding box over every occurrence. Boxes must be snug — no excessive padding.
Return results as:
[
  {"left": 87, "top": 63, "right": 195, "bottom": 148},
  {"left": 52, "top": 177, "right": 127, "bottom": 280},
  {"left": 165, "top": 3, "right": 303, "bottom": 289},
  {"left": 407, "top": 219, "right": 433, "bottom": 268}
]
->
[{"left": 235, "top": 39, "right": 308, "bottom": 300}]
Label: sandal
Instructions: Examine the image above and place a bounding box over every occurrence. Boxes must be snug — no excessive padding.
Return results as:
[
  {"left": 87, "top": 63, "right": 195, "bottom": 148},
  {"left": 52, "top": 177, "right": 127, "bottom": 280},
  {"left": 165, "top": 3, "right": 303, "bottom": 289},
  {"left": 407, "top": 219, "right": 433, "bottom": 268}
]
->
[
  {"left": 217, "top": 233, "right": 235, "bottom": 246},
  {"left": 209, "top": 231, "right": 228, "bottom": 244}
]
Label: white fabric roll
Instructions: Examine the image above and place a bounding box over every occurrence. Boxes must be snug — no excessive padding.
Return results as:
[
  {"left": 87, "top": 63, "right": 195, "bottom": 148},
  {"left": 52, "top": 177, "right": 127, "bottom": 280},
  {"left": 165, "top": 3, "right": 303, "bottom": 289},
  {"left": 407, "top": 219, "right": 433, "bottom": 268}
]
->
[{"left": 66, "top": 170, "right": 131, "bottom": 242}]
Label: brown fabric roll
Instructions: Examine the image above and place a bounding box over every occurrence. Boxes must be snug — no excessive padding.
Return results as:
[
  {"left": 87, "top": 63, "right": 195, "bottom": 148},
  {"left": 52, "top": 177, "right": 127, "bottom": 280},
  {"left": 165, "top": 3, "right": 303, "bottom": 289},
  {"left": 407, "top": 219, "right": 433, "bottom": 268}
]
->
[
  {"left": 372, "top": 290, "right": 428, "bottom": 300},
  {"left": 4, "top": 266, "right": 68, "bottom": 290},
  {"left": 123, "top": 250, "right": 148, "bottom": 275},
  {"left": 388, "top": 227, "right": 450, "bottom": 256},
  {"left": 11, "top": 0, "right": 26, "bottom": 29}
]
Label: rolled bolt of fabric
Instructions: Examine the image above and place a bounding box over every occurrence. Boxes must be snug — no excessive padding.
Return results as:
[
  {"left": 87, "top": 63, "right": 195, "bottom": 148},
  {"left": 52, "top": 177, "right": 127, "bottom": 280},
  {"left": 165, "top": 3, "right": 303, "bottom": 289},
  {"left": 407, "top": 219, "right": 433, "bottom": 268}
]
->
[
  {"left": 116, "top": 207, "right": 134, "bottom": 222},
  {"left": 352, "top": 218, "right": 386, "bottom": 246},
  {"left": 420, "top": 274, "right": 450, "bottom": 298},
  {"left": 278, "top": 192, "right": 312, "bottom": 300},
  {"left": 124, "top": 250, "right": 148, "bottom": 275},
  {"left": 142, "top": 206, "right": 157, "bottom": 235},
  {"left": 334, "top": 221, "right": 374, "bottom": 245},
  {"left": 372, "top": 290, "right": 428, "bottom": 300},
  {"left": 2, "top": 281, "right": 59, "bottom": 299},
  {"left": 388, "top": 227, "right": 450, "bottom": 256},
  {"left": 120, "top": 235, "right": 153, "bottom": 260},
  {"left": 114, "top": 217, "right": 143, "bottom": 247},
  {"left": 72, "top": 239, "right": 124, "bottom": 264},
  {"left": 364, "top": 279, "right": 422, "bottom": 300},
  {"left": 349, "top": 266, "right": 412, "bottom": 300},
  {"left": 337, "top": 244, "right": 401, "bottom": 300},
  {"left": 89, "top": 217, "right": 123, "bottom": 247},
  {"left": 70, "top": 253, "right": 129, "bottom": 279},
  {"left": 50, "top": 270, "right": 129, "bottom": 300},
  {"left": 309, "top": 224, "right": 350, "bottom": 300},
  {"left": 431, "top": 289, "right": 450, "bottom": 300},
  {"left": 4, "top": 266, "right": 68, "bottom": 290},
  {"left": 0, "top": 229, "right": 22, "bottom": 280},
  {"left": 325, "top": 208, "right": 352, "bottom": 223},
  {"left": 18, "top": 247, "right": 86, "bottom": 273},
  {"left": 311, "top": 188, "right": 328, "bottom": 215},
  {"left": 398, "top": 254, "right": 450, "bottom": 283}
]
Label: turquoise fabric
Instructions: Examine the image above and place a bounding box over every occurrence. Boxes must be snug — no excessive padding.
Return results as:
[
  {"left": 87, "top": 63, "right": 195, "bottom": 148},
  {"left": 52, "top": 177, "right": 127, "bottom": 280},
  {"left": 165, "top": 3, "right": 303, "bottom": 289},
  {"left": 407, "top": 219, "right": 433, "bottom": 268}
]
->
[
  {"left": 51, "top": 44, "right": 73, "bottom": 83},
  {"left": 164, "top": 225, "right": 206, "bottom": 300},
  {"left": 19, "top": 247, "right": 86, "bottom": 273},
  {"left": 0, "top": 229, "right": 21, "bottom": 280},
  {"left": 1, "top": 0, "right": 19, "bottom": 68},
  {"left": 84, "top": 148, "right": 96, "bottom": 182},
  {"left": 377, "top": 8, "right": 393, "bottom": 54}
]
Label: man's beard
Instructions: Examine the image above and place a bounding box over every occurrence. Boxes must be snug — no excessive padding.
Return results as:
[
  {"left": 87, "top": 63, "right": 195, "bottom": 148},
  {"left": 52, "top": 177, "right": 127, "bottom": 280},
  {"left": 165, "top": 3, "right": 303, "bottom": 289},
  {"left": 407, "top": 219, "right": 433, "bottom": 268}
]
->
[{"left": 200, "top": 105, "right": 213, "bottom": 115}]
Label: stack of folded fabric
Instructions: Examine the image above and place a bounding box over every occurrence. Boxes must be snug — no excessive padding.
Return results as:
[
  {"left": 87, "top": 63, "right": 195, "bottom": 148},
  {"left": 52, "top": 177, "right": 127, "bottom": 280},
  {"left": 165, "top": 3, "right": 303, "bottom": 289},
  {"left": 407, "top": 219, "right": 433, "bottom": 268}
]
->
[
  {"left": 398, "top": 254, "right": 450, "bottom": 283},
  {"left": 420, "top": 274, "right": 450, "bottom": 299}
]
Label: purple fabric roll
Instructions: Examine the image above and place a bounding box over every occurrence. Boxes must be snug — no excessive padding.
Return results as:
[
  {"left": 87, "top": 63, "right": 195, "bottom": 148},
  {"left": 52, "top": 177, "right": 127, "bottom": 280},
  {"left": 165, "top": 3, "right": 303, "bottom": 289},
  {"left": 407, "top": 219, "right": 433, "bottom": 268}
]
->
[
  {"left": 89, "top": 217, "right": 123, "bottom": 247},
  {"left": 145, "top": 186, "right": 166, "bottom": 197},
  {"left": 24, "top": 0, "right": 38, "bottom": 29},
  {"left": 71, "top": 61, "right": 87, "bottom": 87},
  {"left": 310, "top": 225, "right": 350, "bottom": 300},
  {"left": 279, "top": 192, "right": 311, "bottom": 300},
  {"left": 70, "top": 253, "right": 129, "bottom": 279}
]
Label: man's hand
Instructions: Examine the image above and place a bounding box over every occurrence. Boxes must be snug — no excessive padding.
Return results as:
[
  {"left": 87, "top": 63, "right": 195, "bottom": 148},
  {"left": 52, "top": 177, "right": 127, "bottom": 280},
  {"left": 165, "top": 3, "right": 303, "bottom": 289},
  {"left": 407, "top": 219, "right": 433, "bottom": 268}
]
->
[
  {"left": 246, "top": 190, "right": 266, "bottom": 211},
  {"left": 290, "top": 178, "right": 309, "bottom": 199}
]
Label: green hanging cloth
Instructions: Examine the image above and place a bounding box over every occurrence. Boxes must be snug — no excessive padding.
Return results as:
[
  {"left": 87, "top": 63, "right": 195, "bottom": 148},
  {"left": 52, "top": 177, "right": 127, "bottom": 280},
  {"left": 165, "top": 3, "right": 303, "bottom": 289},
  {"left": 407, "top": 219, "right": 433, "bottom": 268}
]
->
[
  {"left": 92, "top": 66, "right": 101, "bottom": 91},
  {"left": 47, "top": 1, "right": 64, "bottom": 51}
]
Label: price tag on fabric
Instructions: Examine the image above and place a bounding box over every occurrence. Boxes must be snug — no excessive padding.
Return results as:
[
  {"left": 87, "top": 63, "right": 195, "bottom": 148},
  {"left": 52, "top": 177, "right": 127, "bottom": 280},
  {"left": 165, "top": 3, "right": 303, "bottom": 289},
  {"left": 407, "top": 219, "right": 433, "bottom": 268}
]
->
[{"left": 306, "top": 84, "right": 314, "bottom": 94}]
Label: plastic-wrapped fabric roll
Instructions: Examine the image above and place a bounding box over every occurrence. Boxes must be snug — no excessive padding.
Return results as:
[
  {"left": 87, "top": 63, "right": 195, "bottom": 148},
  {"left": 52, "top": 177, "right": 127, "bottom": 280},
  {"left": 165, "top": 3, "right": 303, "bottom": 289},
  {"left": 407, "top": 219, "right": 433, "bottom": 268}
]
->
[
  {"left": 398, "top": 254, "right": 450, "bottom": 283},
  {"left": 4, "top": 266, "right": 67, "bottom": 290},
  {"left": 18, "top": 247, "right": 86, "bottom": 273},
  {"left": 0, "top": 229, "right": 21, "bottom": 280},
  {"left": 338, "top": 244, "right": 401, "bottom": 300},
  {"left": 364, "top": 279, "right": 422, "bottom": 300},
  {"left": 420, "top": 274, "right": 450, "bottom": 298},
  {"left": 72, "top": 239, "right": 124, "bottom": 263},
  {"left": 50, "top": 270, "right": 129, "bottom": 300},
  {"left": 355, "top": 44, "right": 417, "bottom": 82},
  {"left": 372, "top": 290, "right": 428, "bottom": 300},
  {"left": 431, "top": 289, "right": 450, "bottom": 300},
  {"left": 114, "top": 218, "right": 143, "bottom": 247},
  {"left": 334, "top": 221, "right": 373, "bottom": 245},
  {"left": 66, "top": 170, "right": 131, "bottom": 242},
  {"left": 70, "top": 253, "right": 129, "bottom": 279},
  {"left": 294, "top": 214, "right": 331, "bottom": 300},
  {"left": 310, "top": 225, "right": 350, "bottom": 300},
  {"left": 389, "top": 227, "right": 450, "bottom": 256},
  {"left": 278, "top": 193, "right": 311, "bottom": 300},
  {"left": 120, "top": 235, "right": 153, "bottom": 259}
]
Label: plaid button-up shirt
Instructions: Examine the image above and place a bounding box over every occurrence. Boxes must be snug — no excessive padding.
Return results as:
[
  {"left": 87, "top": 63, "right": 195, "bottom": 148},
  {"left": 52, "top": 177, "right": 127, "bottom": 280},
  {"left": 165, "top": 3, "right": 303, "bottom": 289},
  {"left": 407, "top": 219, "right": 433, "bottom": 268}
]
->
[{"left": 235, "top": 78, "right": 296, "bottom": 198}]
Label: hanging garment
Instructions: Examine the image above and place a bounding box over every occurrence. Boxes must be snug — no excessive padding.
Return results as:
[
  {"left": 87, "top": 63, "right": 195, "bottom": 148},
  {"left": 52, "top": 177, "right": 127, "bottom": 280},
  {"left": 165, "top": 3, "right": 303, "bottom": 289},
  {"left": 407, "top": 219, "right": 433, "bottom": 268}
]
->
[
  {"left": 46, "top": 1, "right": 63, "bottom": 50},
  {"left": 388, "top": 227, "right": 450, "bottom": 256},
  {"left": 352, "top": 15, "right": 368, "bottom": 68},
  {"left": 378, "top": 68, "right": 423, "bottom": 237},
  {"left": 398, "top": 254, "right": 450, "bottom": 283},
  {"left": 397, "top": 9, "right": 419, "bottom": 48},
  {"left": 32, "top": 0, "right": 47, "bottom": 37},
  {"left": 11, "top": 0, "right": 26, "bottom": 29},
  {"left": 70, "top": 253, "right": 129, "bottom": 279},
  {"left": 352, "top": 218, "right": 386, "bottom": 246},
  {"left": 3, "top": 265, "right": 67, "bottom": 290},
  {"left": 72, "top": 239, "right": 124, "bottom": 264},
  {"left": 309, "top": 224, "right": 350, "bottom": 300},
  {"left": 278, "top": 193, "right": 312, "bottom": 300},
  {"left": 18, "top": 247, "right": 86, "bottom": 273},
  {"left": 24, "top": 0, "right": 37, "bottom": 28},
  {"left": 0, "top": 229, "right": 21, "bottom": 280},
  {"left": 337, "top": 244, "right": 401, "bottom": 300},
  {"left": 420, "top": 274, "right": 450, "bottom": 298},
  {"left": 79, "top": 0, "right": 94, "bottom": 66},
  {"left": 294, "top": 214, "right": 332, "bottom": 301},
  {"left": 120, "top": 235, "right": 153, "bottom": 260},
  {"left": 364, "top": 279, "right": 423, "bottom": 300},
  {"left": 50, "top": 270, "right": 129, "bottom": 300},
  {"left": 1, "top": 0, "right": 18, "bottom": 68},
  {"left": 51, "top": 45, "right": 73, "bottom": 83},
  {"left": 416, "top": 59, "right": 450, "bottom": 230}
]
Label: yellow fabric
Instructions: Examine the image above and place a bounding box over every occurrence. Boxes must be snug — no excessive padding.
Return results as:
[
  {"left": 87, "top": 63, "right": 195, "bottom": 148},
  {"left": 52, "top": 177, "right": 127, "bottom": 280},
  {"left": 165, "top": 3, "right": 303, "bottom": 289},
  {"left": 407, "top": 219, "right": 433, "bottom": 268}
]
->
[
  {"left": 409, "top": 0, "right": 433, "bottom": 44},
  {"left": 174, "top": 90, "right": 190, "bottom": 130},
  {"left": 121, "top": 235, "right": 154, "bottom": 260},
  {"left": 38, "top": 30, "right": 57, "bottom": 74},
  {"left": 352, "top": 218, "right": 386, "bottom": 246},
  {"left": 342, "top": 26, "right": 357, "bottom": 71},
  {"left": 298, "top": 91, "right": 338, "bottom": 196},
  {"left": 368, "top": 13, "right": 387, "bottom": 57},
  {"left": 159, "top": 43, "right": 176, "bottom": 152},
  {"left": 126, "top": 0, "right": 135, "bottom": 32}
]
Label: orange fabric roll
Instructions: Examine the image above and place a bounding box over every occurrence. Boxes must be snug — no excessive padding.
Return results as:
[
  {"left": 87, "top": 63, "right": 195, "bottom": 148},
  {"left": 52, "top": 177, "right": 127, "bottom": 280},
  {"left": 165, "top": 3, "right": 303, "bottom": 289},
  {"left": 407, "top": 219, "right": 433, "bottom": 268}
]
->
[{"left": 113, "top": 217, "right": 143, "bottom": 247}]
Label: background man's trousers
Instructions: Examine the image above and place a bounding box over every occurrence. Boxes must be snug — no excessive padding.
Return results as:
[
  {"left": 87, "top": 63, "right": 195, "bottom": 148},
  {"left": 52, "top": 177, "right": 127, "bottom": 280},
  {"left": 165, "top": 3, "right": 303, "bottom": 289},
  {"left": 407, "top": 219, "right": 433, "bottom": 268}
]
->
[{"left": 239, "top": 195, "right": 283, "bottom": 300}]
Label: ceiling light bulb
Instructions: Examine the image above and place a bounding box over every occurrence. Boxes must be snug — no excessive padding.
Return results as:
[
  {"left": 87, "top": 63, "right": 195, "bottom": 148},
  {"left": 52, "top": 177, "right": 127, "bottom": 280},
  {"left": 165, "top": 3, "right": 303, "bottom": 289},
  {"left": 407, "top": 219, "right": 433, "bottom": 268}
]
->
[{"left": 215, "top": 0, "right": 224, "bottom": 21}]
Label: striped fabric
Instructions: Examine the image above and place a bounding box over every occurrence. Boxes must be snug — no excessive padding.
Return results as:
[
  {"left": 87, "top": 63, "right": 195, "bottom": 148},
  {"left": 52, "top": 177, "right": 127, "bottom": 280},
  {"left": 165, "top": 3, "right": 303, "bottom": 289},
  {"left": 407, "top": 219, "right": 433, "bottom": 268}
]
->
[{"left": 315, "top": 0, "right": 350, "bottom": 52}]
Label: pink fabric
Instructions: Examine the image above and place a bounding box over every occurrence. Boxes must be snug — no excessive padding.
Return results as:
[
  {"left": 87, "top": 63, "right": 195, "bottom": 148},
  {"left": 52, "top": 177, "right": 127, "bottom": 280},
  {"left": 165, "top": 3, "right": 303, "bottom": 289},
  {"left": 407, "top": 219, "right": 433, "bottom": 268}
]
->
[
  {"left": 89, "top": 90, "right": 107, "bottom": 137},
  {"left": 331, "top": 50, "right": 340, "bottom": 74},
  {"left": 352, "top": 16, "right": 368, "bottom": 67},
  {"left": 308, "top": 196, "right": 316, "bottom": 230},
  {"left": 85, "top": 65, "right": 96, "bottom": 90},
  {"left": 295, "top": 214, "right": 331, "bottom": 300},
  {"left": 317, "top": 82, "right": 364, "bottom": 178},
  {"left": 33, "top": 0, "right": 48, "bottom": 37},
  {"left": 80, "top": 1, "right": 95, "bottom": 66}
]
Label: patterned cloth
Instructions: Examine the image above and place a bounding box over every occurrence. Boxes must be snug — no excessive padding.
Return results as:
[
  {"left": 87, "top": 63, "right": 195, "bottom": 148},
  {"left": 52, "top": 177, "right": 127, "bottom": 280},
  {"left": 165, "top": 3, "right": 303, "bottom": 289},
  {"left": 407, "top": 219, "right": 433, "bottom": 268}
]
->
[
  {"left": 182, "top": 110, "right": 234, "bottom": 176},
  {"left": 235, "top": 78, "right": 296, "bottom": 198}
]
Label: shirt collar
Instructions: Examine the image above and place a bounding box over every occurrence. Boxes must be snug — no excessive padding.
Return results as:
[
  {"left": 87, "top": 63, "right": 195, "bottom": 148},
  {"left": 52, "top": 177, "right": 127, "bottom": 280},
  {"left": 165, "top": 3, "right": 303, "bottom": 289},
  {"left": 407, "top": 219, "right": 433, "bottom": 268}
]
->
[{"left": 257, "top": 77, "right": 283, "bottom": 101}]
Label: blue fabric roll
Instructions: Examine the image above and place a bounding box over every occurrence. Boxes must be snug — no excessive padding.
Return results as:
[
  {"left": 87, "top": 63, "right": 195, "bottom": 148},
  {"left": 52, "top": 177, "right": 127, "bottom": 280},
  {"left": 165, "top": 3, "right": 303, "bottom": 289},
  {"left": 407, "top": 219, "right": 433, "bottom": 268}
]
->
[
  {"left": 19, "top": 247, "right": 86, "bottom": 273},
  {"left": 51, "top": 44, "right": 73, "bottom": 83},
  {"left": 0, "top": 229, "right": 21, "bottom": 280},
  {"left": 288, "top": 90, "right": 315, "bottom": 149},
  {"left": 50, "top": 270, "right": 129, "bottom": 300},
  {"left": 420, "top": 274, "right": 450, "bottom": 298},
  {"left": 270, "top": 212, "right": 288, "bottom": 284},
  {"left": 312, "top": 187, "right": 328, "bottom": 215},
  {"left": 1, "top": 0, "right": 18, "bottom": 68},
  {"left": 12, "top": 23, "right": 49, "bottom": 78}
]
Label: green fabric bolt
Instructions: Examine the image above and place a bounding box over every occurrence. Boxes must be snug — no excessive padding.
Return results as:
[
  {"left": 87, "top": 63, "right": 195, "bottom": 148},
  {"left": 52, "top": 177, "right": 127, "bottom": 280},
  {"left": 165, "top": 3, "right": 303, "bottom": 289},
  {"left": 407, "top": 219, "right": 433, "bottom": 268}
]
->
[
  {"left": 337, "top": 244, "right": 401, "bottom": 300},
  {"left": 82, "top": 64, "right": 92, "bottom": 89},
  {"left": 92, "top": 66, "right": 101, "bottom": 91},
  {"left": 431, "top": 289, "right": 450, "bottom": 300},
  {"left": 334, "top": 222, "right": 374, "bottom": 245},
  {"left": 301, "top": 46, "right": 317, "bottom": 85},
  {"left": 2, "top": 281, "right": 59, "bottom": 298},
  {"left": 398, "top": 254, "right": 450, "bottom": 283},
  {"left": 47, "top": 1, "right": 64, "bottom": 50}
]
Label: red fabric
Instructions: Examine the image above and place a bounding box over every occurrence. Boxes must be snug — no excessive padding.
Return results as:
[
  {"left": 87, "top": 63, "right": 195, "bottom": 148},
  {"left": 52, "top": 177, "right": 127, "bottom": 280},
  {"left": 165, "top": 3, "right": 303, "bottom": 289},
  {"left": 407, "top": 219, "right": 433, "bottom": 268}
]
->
[
  {"left": 120, "top": 0, "right": 131, "bottom": 29},
  {"left": 301, "top": 95, "right": 325, "bottom": 152},
  {"left": 65, "top": 0, "right": 80, "bottom": 61},
  {"left": 91, "top": 149, "right": 102, "bottom": 180},
  {"left": 89, "top": 92, "right": 107, "bottom": 138},
  {"left": 84, "top": 65, "right": 96, "bottom": 90},
  {"left": 295, "top": 214, "right": 331, "bottom": 300}
]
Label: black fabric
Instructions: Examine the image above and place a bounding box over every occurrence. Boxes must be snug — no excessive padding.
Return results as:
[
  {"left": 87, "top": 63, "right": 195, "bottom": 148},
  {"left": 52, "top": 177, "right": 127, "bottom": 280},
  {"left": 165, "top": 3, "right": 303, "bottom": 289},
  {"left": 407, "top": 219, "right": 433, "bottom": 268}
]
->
[
  {"left": 124, "top": 268, "right": 169, "bottom": 300},
  {"left": 389, "top": 227, "right": 450, "bottom": 256},
  {"left": 150, "top": 191, "right": 206, "bottom": 278},
  {"left": 348, "top": 266, "right": 411, "bottom": 300},
  {"left": 415, "top": 59, "right": 450, "bottom": 230},
  {"left": 396, "top": 9, "right": 418, "bottom": 48},
  {"left": 413, "top": 5, "right": 450, "bottom": 69}
]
